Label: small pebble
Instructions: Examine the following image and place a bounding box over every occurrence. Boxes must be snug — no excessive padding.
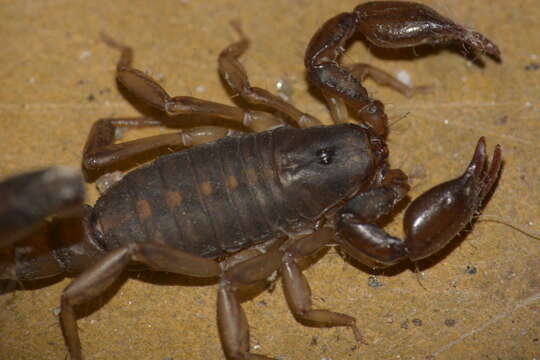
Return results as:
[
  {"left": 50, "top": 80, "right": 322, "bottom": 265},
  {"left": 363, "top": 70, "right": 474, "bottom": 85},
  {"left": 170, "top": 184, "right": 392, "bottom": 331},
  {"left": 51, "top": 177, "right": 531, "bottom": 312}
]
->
[
  {"left": 367, "top": 276, "right": 383, "bottom": 288},
  {"left": 444, "top": 319, "right": 456, "bottom": 327},
  {"left": 400, "top": 320, "right": 409, "bottom": 329},
  {"left": 465, "top": 265, "right": 477, "bottom": 275}
]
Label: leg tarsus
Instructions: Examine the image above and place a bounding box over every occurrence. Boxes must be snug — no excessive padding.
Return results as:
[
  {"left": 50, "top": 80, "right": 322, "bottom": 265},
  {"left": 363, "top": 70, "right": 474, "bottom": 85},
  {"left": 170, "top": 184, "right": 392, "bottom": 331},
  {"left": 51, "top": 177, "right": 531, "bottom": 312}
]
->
[{"left": 100, "top": 32, "right": 133, "bottom": 70}]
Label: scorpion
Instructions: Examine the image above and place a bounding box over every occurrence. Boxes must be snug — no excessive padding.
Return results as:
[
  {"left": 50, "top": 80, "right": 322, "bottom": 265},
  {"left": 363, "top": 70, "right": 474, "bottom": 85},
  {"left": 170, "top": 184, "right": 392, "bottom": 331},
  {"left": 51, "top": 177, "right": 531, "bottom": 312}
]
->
[{"left": 0, "top": 2, "right": 503, "bottom": 359}]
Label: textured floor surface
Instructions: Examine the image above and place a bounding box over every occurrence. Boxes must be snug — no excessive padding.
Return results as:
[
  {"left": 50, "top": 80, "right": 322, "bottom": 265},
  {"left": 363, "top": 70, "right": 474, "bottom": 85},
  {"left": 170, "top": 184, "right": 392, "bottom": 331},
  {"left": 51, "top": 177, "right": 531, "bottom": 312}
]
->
[{"left": 1, "top": 1, "right": 539, "bottom": 359}]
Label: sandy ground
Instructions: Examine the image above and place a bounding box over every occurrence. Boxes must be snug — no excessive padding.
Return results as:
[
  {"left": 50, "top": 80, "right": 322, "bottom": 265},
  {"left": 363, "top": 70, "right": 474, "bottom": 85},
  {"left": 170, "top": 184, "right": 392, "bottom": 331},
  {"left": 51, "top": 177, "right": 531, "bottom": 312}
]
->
[{"left": 1, "top": 0, "right": 539, "bottom": 359}]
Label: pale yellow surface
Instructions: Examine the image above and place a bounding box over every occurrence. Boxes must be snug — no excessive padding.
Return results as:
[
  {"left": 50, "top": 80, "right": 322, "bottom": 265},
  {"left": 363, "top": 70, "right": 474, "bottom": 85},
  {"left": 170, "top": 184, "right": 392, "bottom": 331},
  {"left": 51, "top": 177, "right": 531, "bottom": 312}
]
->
[{"left": 1, "top": 1, "right": 539, "bottom": 359}]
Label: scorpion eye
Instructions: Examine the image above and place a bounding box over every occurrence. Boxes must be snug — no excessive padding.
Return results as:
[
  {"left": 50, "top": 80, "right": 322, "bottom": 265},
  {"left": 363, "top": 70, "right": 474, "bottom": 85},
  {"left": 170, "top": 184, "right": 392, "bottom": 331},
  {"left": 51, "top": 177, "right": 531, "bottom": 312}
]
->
[{"left": 316, "top": 147, "right": 335, "bottom": 165}]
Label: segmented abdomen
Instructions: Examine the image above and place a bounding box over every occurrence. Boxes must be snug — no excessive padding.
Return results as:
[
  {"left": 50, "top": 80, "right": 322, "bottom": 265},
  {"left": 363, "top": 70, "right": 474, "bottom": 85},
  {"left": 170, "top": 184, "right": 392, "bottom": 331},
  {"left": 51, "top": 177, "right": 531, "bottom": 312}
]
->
[{"left": 93, "top": 129, "right": 303, "bottom": 258}]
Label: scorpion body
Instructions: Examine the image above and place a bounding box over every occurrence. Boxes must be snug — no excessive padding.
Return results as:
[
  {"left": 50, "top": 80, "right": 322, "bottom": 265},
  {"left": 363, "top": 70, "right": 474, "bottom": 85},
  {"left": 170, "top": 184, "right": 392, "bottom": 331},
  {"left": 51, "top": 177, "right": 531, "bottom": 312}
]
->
[
  {"left": 93, "top": 125, "right": 375, "bottom": 258},
  {"left": 0, "top": 2, "right": 504, "bottom": 359}
]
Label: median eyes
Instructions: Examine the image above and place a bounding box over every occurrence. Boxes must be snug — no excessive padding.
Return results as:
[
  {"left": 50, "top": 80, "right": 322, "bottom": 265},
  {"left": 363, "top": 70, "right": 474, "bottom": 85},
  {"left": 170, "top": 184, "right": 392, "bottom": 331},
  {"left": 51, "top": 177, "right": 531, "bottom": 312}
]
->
[{"left": 316, "top": 147, "right": 335, "bottom": 165}]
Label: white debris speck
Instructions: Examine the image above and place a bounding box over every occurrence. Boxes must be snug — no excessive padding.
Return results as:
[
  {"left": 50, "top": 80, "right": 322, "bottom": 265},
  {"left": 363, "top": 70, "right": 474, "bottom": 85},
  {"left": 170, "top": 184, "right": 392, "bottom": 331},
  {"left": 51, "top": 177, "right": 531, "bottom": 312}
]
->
[
  {"left": 52, "top": 307, "right": 61, "bottom": 316},
  {"left": 396, "top": 70, "right": 412, "bottom": 86},
  {"left": 79, "top": 50, "right": 92, "bottom": 61},
  {"left": 96, "top": 171, "right": 124, "bottom": 194},
  {"left": 531, "top": 54, "right": 538, "bottom": 60},
  {"left": 276, "top": 75, "right": 294, "bottom": 102},
  {"left": 529, "top": 221, "right": 534, "bottom": 226},
  {"left": 196, "top": 85, "right": 206, "bottom": 93},
  {"left": 114, "top": 126, "right": 128, "bottom": 140},
  {"left": 443, "top": 119, "right": 449, "bottom": 125},
  {"left": 266, "top": 270, "right": 278, "bottom": 283},
  {"left": 252, "top": 344, "right": 261, "bottom": 350}
]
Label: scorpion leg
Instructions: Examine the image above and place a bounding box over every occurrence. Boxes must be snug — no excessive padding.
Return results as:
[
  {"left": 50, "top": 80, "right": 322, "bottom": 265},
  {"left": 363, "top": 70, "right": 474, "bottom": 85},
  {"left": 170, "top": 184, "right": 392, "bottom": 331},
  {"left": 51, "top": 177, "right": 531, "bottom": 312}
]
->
[
  {"left": 347, "top": 63, "right": 431, "bottom": 98},
  {"left": 85, "top": 34, "right": 288, "bottom": 175},
  {"left": 305, "top": 2, "right": 500, "bottom": 135},
  {"left": 336, "top": 138, "right": 502, "bottom": 267},
  {"left": 83, "top": 116, "right": 231, "bottom": 173},
  {"left": 218, "top": 228, "right": 341, "bottom": 359},
  {"left": 60, "top": 242, "right": 220, "bottom": 360},
  {"left": 218, "top": 242, "right": 286, "bottom": 359},
  {"left": 218, "top": 22, "right": 321, "bottom": 128},
  {"left": 280, "top": 228, "right": 364, "bottom": 344},
  {"left": 322, "top": 64, "right": 431, "bottom": 124},
  {"left": 101, "top": 33, "right": 284, "bottom": 132}
]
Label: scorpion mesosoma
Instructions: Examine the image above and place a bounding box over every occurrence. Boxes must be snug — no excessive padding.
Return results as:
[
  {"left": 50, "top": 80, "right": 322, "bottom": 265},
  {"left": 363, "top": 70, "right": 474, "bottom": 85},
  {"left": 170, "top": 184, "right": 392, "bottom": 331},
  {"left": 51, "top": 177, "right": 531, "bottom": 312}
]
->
[{"left": 0, "top": 2, "right": 503, "bottom": 359}]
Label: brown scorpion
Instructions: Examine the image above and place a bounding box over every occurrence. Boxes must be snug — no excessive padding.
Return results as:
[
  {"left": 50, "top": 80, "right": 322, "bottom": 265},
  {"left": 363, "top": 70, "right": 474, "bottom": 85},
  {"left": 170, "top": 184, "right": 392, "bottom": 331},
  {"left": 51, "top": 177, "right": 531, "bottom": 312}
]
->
[{"left": 0, "top": 2, "right": 502, "bottom": 359}]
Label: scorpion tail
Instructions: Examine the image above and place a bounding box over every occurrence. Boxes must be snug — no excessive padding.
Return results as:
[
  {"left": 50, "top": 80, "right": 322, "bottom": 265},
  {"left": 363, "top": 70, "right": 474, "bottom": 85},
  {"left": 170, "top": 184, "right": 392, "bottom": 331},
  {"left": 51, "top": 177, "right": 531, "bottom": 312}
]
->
[
  {"left": 0, "top": 206, "right": 105, "bottom": 281},
  {"left": 0, "top": 166, "right": 85, "bottom": 249}
]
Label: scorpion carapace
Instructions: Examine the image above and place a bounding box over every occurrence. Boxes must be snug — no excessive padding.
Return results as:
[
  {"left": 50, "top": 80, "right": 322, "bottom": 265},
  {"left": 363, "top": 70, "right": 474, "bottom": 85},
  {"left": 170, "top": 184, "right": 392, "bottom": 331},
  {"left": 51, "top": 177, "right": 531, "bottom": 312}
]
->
[{"left": 0, "top": 2, "right": 502, "bottom": 360}]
